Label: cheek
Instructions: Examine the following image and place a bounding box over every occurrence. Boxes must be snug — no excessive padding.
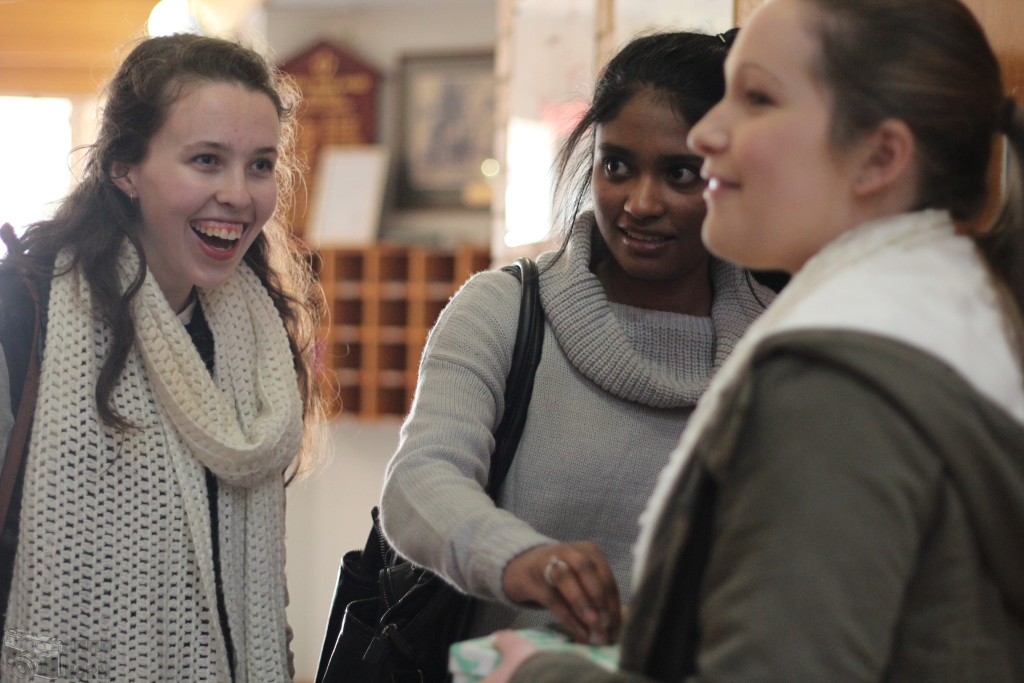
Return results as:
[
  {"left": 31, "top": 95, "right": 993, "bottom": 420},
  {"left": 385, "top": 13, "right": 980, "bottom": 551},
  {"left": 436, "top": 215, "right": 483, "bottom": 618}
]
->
[
  {"left": 700, "top": 189, "right": 764, "bottom": 266},
  {"left": 591, "top": 179, "right": 621, "bottom": 222},
  {"left": 669, "top": 193, "right": 707, "bottom": 232},
  {"left": 700, "top": 211, "right": 735, "bottom": 262},
  {"left": 137, "top": 191, "right": 181, "bottom": 233},
  {"left": 255, "top": 183, "right": 279, "bottom": 221},
  {"left": 144, "top": 175, "right": 206, "bottom": 224}
]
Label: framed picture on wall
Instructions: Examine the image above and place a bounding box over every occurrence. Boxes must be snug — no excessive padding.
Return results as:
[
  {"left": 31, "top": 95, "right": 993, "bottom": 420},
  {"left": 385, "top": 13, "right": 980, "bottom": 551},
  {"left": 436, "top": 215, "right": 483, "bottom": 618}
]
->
[{"left": 397, "top": 51, "right": 495, "bottom": 210}]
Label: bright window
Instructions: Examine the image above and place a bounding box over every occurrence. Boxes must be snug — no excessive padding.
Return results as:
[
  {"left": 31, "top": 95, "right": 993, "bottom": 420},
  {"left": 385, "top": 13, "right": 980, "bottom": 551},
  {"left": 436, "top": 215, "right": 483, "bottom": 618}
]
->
[{"left": 0, "top": 96, "right": 73, "bottom": 257}]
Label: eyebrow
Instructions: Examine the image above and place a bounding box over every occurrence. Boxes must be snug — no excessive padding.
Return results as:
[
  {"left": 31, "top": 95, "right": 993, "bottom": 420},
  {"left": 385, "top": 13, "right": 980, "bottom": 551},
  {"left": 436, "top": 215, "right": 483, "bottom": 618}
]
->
[
  {"left": 597, "top": 142, "right": 702, "bottom": 165},
  {"left": 731, "top": 62, "right": 784, "bottom": 89},
  {"left": 185, "top": 141, "right": 278, "bottom": 155}
]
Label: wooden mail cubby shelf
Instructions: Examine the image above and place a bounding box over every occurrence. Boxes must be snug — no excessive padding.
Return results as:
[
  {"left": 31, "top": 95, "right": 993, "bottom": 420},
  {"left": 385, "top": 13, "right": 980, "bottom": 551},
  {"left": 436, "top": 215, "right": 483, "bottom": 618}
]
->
[{"left": 318, "top": 244, "right": 492, "bottom": 418}]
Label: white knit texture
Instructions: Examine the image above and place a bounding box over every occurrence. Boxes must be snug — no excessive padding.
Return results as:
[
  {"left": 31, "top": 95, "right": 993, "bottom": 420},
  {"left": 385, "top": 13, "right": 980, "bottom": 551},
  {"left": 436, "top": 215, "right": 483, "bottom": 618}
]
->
[{"left": 3, "top": 246, "right": 303, "bottom": 681}]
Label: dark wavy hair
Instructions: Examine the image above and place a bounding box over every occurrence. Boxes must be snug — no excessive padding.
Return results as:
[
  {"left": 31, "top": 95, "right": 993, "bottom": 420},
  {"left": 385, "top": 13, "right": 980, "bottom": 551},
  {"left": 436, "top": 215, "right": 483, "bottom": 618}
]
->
[
  {"left": 552, "top": 29, "right": 739, "bottom": 248},
  {"left": 1, "top": 33, "right": 325, "bottom": 468}
]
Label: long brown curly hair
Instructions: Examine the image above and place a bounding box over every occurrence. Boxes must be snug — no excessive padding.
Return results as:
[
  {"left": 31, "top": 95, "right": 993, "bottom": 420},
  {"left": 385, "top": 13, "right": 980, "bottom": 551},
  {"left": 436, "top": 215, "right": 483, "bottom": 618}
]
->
[{"left": 2, "top": 33, "right": 326, "bottom": 472}]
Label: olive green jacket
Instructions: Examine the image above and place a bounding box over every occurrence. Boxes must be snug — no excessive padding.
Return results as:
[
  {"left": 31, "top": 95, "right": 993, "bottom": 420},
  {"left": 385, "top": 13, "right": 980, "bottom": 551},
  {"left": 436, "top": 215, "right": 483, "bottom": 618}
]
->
[{"left": 515, "top": 331, "right": 1024, "bottom": 682}]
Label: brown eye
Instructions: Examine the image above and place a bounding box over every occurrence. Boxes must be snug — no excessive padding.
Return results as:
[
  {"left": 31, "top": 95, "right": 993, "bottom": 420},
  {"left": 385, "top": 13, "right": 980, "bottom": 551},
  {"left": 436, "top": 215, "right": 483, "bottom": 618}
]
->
[
  {"left": 602, "top": 158, "right": 631, "bottom": 179},
  {"left": 669, "top": 166, "right": 700, "bottom": 185},
  {"left": 745, "top": 89, "right": 774, "bottom": 107},
  {"left": 252, "top": 158, "right": 275, "bottom": 173}
]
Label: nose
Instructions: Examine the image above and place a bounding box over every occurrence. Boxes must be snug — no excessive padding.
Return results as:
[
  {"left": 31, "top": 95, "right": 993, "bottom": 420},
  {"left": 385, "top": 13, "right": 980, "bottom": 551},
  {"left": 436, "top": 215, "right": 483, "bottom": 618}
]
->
[
  {"left": 216, "top": 167, "right": 252, "bottom": 208},
  {"left": 624, "top": 174, "right": 665, "bottom": 219},
  {"left": 688, "top": 104, "right": 728, "bottom": 156}
]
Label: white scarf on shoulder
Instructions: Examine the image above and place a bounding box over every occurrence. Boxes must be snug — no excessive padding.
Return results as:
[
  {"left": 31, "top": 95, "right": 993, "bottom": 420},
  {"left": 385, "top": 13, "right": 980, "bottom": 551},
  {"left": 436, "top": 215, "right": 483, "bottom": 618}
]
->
[
  {"left": 5, "top": 246, "right": 303, "bottom": 681},
  {"left": 633, "top": 210, "right": 1024, "bottom": 582}
]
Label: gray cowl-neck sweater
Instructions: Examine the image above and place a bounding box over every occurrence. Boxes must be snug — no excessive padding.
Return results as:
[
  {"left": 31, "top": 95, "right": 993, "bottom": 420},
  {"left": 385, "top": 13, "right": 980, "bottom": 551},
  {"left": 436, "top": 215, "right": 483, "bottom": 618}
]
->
[{"left": 380, "top": 213, "right": 773, "bottom": 636}]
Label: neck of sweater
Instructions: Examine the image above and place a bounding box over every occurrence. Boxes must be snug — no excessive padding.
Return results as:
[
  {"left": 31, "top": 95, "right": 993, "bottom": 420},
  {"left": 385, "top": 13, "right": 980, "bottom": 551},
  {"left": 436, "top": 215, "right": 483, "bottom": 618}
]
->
[{"left": 534, "top": 212, "right": 773, "bottom": 408}]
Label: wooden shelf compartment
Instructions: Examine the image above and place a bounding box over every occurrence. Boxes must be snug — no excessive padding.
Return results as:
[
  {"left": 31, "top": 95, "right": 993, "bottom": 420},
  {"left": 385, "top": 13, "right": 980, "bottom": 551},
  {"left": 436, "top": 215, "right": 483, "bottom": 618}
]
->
[{"left": 318, "top": 243, "right": 491, "bottom": 419}]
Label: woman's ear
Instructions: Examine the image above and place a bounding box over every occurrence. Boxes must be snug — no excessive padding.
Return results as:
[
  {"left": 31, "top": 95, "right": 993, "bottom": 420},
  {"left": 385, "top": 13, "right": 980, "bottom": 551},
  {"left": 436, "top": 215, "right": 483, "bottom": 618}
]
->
[
  {"left": 852, "top": 119, "right": 916, "bottom": 197},
  {"left": 109, "top": 161, "right": 137, "bottom": 199}
]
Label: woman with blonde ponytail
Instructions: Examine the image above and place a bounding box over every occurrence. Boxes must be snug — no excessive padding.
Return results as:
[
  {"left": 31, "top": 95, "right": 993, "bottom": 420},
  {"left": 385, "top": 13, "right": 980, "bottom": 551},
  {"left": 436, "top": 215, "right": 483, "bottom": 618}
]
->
[{"left": 485, "top": 0, "right": 1024, "bottom": 681}]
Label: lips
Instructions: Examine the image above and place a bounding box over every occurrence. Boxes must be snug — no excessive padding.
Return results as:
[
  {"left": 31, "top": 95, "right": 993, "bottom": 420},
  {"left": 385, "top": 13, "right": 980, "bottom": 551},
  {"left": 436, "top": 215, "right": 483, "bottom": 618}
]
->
[
  {"left": 707, "top": 177, "right": 740, "bottom": 191},
  {"left": 621, "top": 227, "right": 670, "bottom": 243},
  {"left": 703, "top": 175, "right": 740, "bottom": 205},
  {"left": 191, "top": 219, "right": 245, "bottom": 251},
  {"left": 616, "top": 226, "right": 673, "bottom": 254},
  {"left": 192, "top": 219, "right": 243, "bottom": 240}
]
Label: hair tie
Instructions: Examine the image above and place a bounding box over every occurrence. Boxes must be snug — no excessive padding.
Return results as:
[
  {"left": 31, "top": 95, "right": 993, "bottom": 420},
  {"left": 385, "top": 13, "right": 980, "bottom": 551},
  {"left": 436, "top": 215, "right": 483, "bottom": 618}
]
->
[
  {"left": 1001, "top": 96, "right": 1017, "bottom": 132},
  {"left": 715, "top": 29, "right": 739, "bottom": 46}
]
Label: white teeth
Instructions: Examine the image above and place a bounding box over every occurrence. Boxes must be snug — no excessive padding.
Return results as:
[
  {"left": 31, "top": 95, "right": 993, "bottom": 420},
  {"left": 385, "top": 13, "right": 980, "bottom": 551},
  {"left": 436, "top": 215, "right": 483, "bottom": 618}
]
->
[
  {"left": 708, "top": 178, "right": 721, "bottom": 191},
  {"left": 192, "top": 222, "right": 242, "bottom": 241},
  {"left": 624, "top": 229, "right": 665, "bottom": 242}
]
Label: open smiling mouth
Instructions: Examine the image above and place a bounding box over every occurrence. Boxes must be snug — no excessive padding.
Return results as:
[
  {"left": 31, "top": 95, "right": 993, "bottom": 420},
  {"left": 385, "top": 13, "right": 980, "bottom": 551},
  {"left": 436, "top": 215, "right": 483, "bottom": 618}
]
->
[
  {"left": 192, "top": 221, "right": 243, "bottom": 251},
  {"left": 621, "top": 227, "right": 671, "bottom": 244}
]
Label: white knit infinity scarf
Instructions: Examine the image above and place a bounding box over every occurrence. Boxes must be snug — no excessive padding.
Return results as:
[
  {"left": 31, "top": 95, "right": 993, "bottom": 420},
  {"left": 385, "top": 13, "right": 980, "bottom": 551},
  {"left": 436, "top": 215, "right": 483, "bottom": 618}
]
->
[{"left": 4, "top": 246, "right": 302, "bottom": 681}]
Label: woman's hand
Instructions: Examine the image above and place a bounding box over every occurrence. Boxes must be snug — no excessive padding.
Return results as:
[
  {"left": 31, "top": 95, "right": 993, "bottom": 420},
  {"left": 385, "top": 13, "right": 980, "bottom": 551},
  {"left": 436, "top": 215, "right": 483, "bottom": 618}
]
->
[
  {"left": 481, "top": 631, "right": 539, "bottom": 683},
  {"left": 502, "top": 542, "right": 622, "bottom": 644}
]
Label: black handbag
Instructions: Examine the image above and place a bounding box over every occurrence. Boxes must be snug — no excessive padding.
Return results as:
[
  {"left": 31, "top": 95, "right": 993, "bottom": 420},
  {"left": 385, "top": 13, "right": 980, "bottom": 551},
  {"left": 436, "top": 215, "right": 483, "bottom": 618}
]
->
[
  {"left": 315, "top": 256, "right": 545, "bottom": 683},
  {"left": 0, "top": 224, "right": 44, "bottom": 635}
]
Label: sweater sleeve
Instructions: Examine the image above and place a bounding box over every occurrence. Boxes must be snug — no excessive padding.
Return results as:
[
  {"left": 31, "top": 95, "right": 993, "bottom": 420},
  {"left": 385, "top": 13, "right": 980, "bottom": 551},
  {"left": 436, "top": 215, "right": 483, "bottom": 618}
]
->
[
  {"left": 380, "top": 270, "right": 556, "bottom": 601},
  {"left": 691, "top": 352, "right": 945, "bottom": 681}
]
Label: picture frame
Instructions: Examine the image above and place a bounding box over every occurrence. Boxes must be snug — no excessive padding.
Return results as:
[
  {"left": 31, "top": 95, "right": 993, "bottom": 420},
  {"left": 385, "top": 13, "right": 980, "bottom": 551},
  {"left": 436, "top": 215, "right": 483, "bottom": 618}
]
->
[
  {"left": 396, "top": 51, "right": 495, "bottom": 210},
  {"left": 305, "top": 145, "right": 390, "bottom": 247}
]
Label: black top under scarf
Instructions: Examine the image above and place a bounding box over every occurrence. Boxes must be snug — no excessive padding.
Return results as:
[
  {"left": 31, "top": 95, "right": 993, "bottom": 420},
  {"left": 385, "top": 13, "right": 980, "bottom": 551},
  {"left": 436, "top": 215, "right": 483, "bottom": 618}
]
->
[{"left": 184, "top": 301, "right": 237, "bottom": 681}]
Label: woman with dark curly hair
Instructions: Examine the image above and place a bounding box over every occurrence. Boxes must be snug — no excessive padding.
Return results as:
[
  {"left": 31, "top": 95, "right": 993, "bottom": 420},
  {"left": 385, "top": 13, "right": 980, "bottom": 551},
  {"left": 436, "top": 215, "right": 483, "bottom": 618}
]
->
[{"left": 0, "top": 33, "right": 325, "bottom": 680}]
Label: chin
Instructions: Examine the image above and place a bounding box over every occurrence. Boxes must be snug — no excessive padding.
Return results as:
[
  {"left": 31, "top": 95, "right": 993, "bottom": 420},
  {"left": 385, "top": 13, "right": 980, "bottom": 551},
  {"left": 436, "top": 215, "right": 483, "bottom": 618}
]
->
[
  {"left": 702, "top": 221, "right": 756, "bottom": 265},
  {"left": 702, "top": 228, "right": 735, "bottom": 261},
  {"left": 192, "top": 269, "right": 238, "bottom": 292}
]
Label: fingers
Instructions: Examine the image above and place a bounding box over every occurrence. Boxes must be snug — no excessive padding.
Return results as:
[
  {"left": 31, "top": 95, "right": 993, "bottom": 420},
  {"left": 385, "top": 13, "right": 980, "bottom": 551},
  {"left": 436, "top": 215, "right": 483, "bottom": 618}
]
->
[
  {"left": 540, "top": 571, "right": 593, "bottom": 643},
  {"left": 542, "top": 555, "right": 568, "bottom": 586},
  {"left": 502, "top": 543, "right": 622, "bottom": 645},
  {"left": 544, "top": 543, "right": 622, "bottom": 644}
]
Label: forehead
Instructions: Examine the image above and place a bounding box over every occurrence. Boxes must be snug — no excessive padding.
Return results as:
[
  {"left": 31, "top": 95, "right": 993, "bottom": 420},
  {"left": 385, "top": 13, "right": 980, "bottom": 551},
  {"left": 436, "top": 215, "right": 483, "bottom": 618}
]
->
[
  {"left": 598, "top": 89, "right": 691, "bottom": 136},
  {"left": 727, "top": 0, "right": 822, "bottom": 84},
  {"left": 156, "top": 81, "right": 281, "bottom": 145}
]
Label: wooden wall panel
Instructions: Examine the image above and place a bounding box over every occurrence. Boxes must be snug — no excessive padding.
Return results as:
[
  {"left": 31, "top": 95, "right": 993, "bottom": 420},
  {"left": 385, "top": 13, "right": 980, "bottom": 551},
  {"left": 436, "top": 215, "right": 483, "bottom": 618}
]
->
[
  {"left": 963, "top": 0, "right": 1024, "bottom": 100},
  {"left": 0, "top": 0, "right": 158, "bottom": 95}
]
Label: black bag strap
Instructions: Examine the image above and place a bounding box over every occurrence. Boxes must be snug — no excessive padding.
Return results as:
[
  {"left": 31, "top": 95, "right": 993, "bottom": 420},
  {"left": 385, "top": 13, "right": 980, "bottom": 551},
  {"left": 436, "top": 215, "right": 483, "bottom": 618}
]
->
[
  {"left": 0, "top": 224, "right": 42, "bottom": 541},
  {"left": 0, "top": 225, "right": 43, "bottom": 636},
  {"left": 486, "top": 256, "right": 544, "bottom": 498},
  {"left": 313, "top": 257, "right": 544, "bottom": 683}
]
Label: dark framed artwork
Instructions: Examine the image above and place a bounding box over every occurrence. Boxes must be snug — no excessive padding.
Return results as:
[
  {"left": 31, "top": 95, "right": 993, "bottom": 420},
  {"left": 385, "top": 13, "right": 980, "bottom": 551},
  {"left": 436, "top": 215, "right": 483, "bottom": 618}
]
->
[{"left": 397, "top": 51, "right": 495, "bottom": 209}]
